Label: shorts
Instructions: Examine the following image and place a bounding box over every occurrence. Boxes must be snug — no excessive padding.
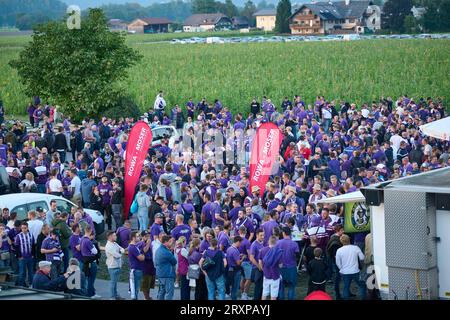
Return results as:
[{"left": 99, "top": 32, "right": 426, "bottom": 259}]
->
[
  {"left": 141, "top": 274, "right": 155, "bottom": 292},
  {"left": 262, "top": 277, "right": 281, "bottom": 298},
  {"left": 241, "top": 261, "right": 252, "bottom": 280}
]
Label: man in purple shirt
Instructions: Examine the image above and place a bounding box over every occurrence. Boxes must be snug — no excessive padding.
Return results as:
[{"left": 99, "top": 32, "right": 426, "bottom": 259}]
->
[
  {"left": 15, "top": 222, "right": 35, "bottom": 287},
  {"left": 41, "top": 230, "right": 64, "bottom": 279},
  {"left": 116, "top": 220, "right": 132, "bottom": 248},
  {"left": 276, "top": 227, "right": 299, "bottom": 300},
  {"left": 170, "top": 214, "right": 191, "bottom": 243},
  {"left": 98, "top": 176, "right": 113, "bottom": 231},
  {"left": 226, "top": 236, "right": 245, "bottom": 300},
  {"left": 232, "top": 209, "right": 254, "bottom": 242},
  {"left": 261, "top": 210, "right": 279, "bottom": 246},
  {"left": 249, "top": 228, "right": 265, "bottom": 300},
  {"left": 150, "top": 214, "right": 165, "bottom": 241},
  {"left": 201, "top": 194, "right": 214, "bottom": 228},
  {"left": 237, "top": 226, "right": 252, "bottom": 300},
  {"left": 128, "top": 231, "right": 145, "bottom": 300},
  {"left": 69, "top": 223, "right": 83, "bottom": 269},
  {"left": 216, "top": 222, "right": 231, "bottom": 252},
  {"left": 259, "top": 236, "right": 283, "bottom": 300},
  {"left": 80, "top": 225, "right": 99, "bottom": 297}
]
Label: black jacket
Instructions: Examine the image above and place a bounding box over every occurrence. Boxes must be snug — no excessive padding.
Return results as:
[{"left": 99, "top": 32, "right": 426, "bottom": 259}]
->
[
  {"left": 89, "top": 193, "right": 103, "bottom": 211},
  {"left": 53, "top": 133, "right": 68, "bottom": 151},
  {"left": 307, "top": 258, "right": 330, "bottom": 284}
]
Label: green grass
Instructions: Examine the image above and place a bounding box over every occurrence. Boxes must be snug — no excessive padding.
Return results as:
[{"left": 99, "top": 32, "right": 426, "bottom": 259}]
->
[{"left": 1, "top": 36, "right": 449, "bottom": 116}]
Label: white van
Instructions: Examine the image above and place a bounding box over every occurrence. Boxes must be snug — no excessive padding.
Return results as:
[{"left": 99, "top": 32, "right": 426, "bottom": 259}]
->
[{"left": 0, "top": 193, "right": 105, "bottom": 237}]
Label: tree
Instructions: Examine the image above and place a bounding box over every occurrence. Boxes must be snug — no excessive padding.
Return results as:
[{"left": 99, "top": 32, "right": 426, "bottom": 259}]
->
[
  {"left": 381, "top": 0, "right": 414, "bottom": 32},
  {"left": 192, "top": 0, "right": 217, "bottom": 14},
  {"left": 257, "top": 0, "right": 275, "bottom": 10},
  {"left": 420, "top": 0, "right": 450, "bottom": 32},
  {"left": 10, "top": 9, "right": 142, "bottom": 121},
  {"left": 403, "top": 14, "right": 418, "bottom": 33},
  {"left": 241, "top": 0, "right": 257, "bottom": 27},
  {"left": 224, "top": 0, "right": 239, "bottom": 18},
  {"left": 275, "top": 0, "right": 291, "bottom": 34}
]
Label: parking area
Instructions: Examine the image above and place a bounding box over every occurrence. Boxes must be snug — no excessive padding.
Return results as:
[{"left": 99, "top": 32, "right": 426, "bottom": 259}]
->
[{"left": 166, "top": 33, "right": 450, "bottom": 45}]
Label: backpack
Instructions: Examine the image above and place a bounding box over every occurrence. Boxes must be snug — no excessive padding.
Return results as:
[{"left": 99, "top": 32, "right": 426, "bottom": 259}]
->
[
  {"left": 262, "top": 246, "right": 283, "bottom": 269},
  {"left": 177, "top": 249, "right": 189, "bottom": 276}
]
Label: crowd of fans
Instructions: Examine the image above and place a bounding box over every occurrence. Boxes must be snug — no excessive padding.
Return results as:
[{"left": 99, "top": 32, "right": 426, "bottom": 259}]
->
[{"left": 0, "top": 93, "right": 448, "bottom": 300}]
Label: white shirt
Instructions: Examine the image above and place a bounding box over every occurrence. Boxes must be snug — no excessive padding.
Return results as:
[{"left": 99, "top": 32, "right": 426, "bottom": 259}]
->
[
  {"left": 336, "top": 244, "right": 365, "bottom": 275},
  {"left": 361, "top": 108, "right": 370, "bottom": 118},
  {"left": 70, "top": 176, "right": 82, "bottom": 196},
  {"left": 49, "top": 178, "right": 62, "bottom": 192},
  {"left": 152, "top": 239, "right": 161, "bottom": 262},
  {"left": 154, "top": 95, "right": 166, "bottom": 111},
  {"left": 105, "top": 241, "right": 125, "bottom": 269},
  {"left": 390, "top": 134, "right": 406, "bottom": 151},
  {"left": 322, "top": 108, "right": 332, "bottom": 119},
  {"left": 27, "top": 219, "right": 43, "bottom": 241}
]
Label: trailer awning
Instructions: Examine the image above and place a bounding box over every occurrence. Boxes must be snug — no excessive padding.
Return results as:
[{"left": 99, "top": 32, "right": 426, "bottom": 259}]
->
[
  {"left": 316, "top": 191, "right": 365, "bottom": 204},
  {"left": 419, "top": 116, "right": 450, "bottom": 141}
]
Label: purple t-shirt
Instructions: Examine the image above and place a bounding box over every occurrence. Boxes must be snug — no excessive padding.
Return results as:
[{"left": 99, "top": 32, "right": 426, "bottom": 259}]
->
[
  {"left": 260, "top": 246, "right": 282, "bottom": 280},
  {"left": 249, "top": 240, "right": 264, "bottom": 269},
  {"left": 261, "top": 220, "right": 279, "bottom": 246},
  {"left": 233, "top": 217, "right": 255, "bottom": 239},
  {"left": 69, "top": 234, "right": 83, "bottom": 260},
  {"left": 128, "top": 243, "right": 144, "bottom": 271},
  {"left": 238, "top": 238, "right": 251, "bottom": 262},
  {"left": 150, "top": 223, "right": 164, "bottom": 240},
  {"left": 80, "top": 236, "right": 95, "bottom": 257},
  {"left": 276, "top": 238, "right": 299, "bottom": 268},
  {"left": 116, "top": 227, "right": 131, "bottom": 249},
  {"left": 217, "top": 231, "right": 230, "bottom": 252},
  {"left": 226, "top": 246, "right": 241, "bottom": 268},
  {"left": 98, "top": 183, "right": 112, "bottom": 205},
  {"left": 203, "top": 248, "right": 223, "bottom": 260},
  {"left": 170, "top": 224, "right": 191, "bottom": 243},
  {"left": 199, "top": 239, "right": 210, "bottom": 253}
]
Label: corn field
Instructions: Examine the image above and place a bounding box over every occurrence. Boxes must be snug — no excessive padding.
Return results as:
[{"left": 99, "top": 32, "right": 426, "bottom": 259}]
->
[{"left": 1, "top": 36, "right": 449, "bottom": 116}]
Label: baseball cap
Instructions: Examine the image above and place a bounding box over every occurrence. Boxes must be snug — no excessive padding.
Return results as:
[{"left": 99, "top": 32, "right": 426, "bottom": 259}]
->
[
  {"left": 140, "top": 230, "right": 149, "bottom": 237},
  {"left": 155, "top": 213, "right": 164, "bottom": 219}
]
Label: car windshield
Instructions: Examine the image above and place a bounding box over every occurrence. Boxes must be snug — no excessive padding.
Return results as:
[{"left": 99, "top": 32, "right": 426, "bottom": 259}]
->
[{"left": 54, "top": 199, "right": 76, "bottom": 213}]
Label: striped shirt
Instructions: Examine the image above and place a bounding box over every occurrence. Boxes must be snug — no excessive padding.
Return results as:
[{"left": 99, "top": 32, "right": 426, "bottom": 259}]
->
[{"left": 14, "top": 232, "right": 34, "bottom": 259}]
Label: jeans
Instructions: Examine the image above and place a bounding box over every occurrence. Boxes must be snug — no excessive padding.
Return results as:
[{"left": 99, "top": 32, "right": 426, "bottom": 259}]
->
[
  {"left": 86, "top": 261, "right": 98, "bottom": 297},
  {"left": 111, "top": 204, "right": 122, "bottom": 230},
  {"left": 228, "top": 269, "right": 241, "bottom": 300},
  {"left": 50, "top": 260, "right": 62, "bottom": 279},
  {"left": 138, "top": 212, "right": 149, "bottom": 232},
  {"left": 108, "top": 268, "right": 121, "bottom": 298},
  {"left": 323, "top": 118, "right": 331, "bottom": 133},
  {"left": 251, "top": 268, "right": 263, "bottom": 300},
  {"left": 342, "top": 273, "right": 366, "bottom": 300},
  {"left": 37, "top": 184, "right": 46, "bottom": 194},
  {"left": 157, "top": 277, "right": 175, "bottom": 300},
  {"left": 62, "top": 248, "right": 70, "bottom": 272},
  {"left": 18, "top": 257, "right": 34, "bottom": 287},
  {"left": 130, "top": 269, "right": 143, "bottom": 299},
  {"left": 279, "top": 267, "right": 297, "bottom": 300},
  {"left": 205, "top": 275, "right": 225, "bottom": 300},
  {"left": 180, "top": 274, "right": 190, "bottom": 300},
  {"left": 58, "top": 150, "right": 66, "bottom": 164},
  {"left": 331, "top": 261, "right": 342, "bottom": 298}
]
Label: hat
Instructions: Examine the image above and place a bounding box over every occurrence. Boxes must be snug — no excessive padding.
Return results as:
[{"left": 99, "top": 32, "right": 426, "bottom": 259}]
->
[
  {"left": 180, "top": 182, "right": 188, "bottom": 188},
  {"left": 313, "top": 184, "right": 322, "bottom": 191},
  {"left": 140, "top": 230, "right": 149, "bottom": 237},
  {"left": 251, "top": 186, "right": 260, "bottom": 193},
  {"left": 39, "top": 261, "right": 52, "bottom": 268},
  {"left": 36, "top": 207, "right": 44, "bottom": 212},
  {"left": 275, "top": 193, "right": 283, "bottom": 201},
  {"left": 155, "top": 213, "right": 164, "bottom": 219},
  {"left": 190, "top": 179, "right": 197, "bottom": 185},
  {"left": 287, "top": 185, "right": 296, "bottom": 193},
  {"left": 376, "top": 164, "right": 385, "bottom": 170},
  {"left": 311, "top": 215, "right": 321, "bottom": 227}
]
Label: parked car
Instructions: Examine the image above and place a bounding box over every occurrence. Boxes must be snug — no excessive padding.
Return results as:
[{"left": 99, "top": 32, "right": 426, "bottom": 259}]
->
[
  {"left": 0, "top": 193, "right": 105, "bottom": 238},
  {"left": 149, "top": 125, "right": 180, "bottom": 149}
]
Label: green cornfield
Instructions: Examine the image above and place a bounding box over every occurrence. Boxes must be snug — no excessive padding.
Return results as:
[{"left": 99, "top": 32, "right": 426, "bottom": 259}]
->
[{"left": 1, "top": 34, "right": 449, "bottom": 117}]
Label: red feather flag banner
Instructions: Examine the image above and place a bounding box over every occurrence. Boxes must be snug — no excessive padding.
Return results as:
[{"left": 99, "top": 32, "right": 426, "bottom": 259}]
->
[
  {"left": 249, "top": 122, "right": 283, "bottom": 197},
  {"left": 124, "top": 121, "right": 152, "bottom": 219}
]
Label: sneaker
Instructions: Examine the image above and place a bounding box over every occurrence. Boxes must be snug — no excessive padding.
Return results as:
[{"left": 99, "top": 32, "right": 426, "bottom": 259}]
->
[
  {"left": 241, "top": 293, "right": 248, "bottom": 300},
  {"left": 225, "top": 294, "right": 231, "bottom": 300},
  {"left": 91, "top": 294, "right": 102, "bottom": 299},
  {"left": 174, "top": 282, "right": 179, "bottom": 288}
]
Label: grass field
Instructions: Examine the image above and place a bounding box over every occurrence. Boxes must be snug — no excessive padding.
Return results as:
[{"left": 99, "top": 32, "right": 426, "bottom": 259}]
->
[{"left": 1, "top": 34, "right": 449, "bottom": 116}]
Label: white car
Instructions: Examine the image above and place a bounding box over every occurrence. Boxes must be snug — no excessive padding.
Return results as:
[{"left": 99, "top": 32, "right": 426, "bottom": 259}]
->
[
  {"left": 0, "top": 193, "right": 105, "bottom": 237},
  {"left": 150, "top": 125, "right": 180, "bottom": 149}
]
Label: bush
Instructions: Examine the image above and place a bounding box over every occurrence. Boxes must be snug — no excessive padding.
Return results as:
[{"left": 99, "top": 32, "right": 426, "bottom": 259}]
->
[{"left": 101, "top": 96, "right": 142, "bottom": 120}]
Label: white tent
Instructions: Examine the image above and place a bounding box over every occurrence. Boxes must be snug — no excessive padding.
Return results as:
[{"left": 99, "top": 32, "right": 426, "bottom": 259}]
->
[
  {"left": 419, "top": 116, "right": 450, "bottom": 141},
  {"left": 316, "top": 191, "right": 365, "bottom": 204}
]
